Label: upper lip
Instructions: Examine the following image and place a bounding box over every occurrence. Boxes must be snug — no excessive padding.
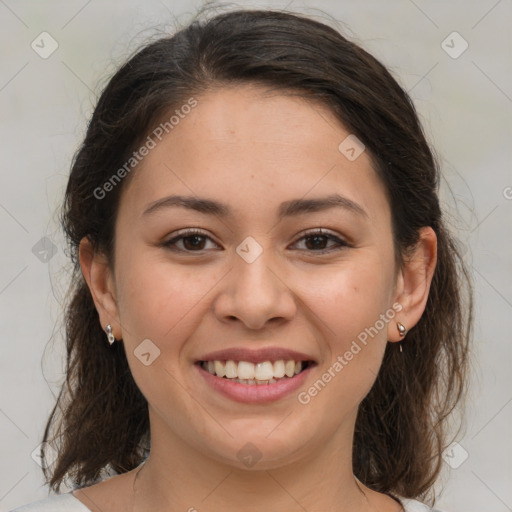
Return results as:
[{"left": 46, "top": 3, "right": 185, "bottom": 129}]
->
[{"left": 196, "top": 347, "right": 317, "bottom": 364}]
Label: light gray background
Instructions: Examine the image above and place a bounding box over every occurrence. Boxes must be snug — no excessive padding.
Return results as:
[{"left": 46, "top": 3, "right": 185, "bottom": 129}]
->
[{"left": 1, "top": 1, "right": 511, "bottom": 511}]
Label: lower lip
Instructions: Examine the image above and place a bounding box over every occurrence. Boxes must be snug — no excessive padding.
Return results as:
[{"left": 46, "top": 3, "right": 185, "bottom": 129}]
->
[{"left": 195, "top": 363, "right": 314, "bottom": 403}]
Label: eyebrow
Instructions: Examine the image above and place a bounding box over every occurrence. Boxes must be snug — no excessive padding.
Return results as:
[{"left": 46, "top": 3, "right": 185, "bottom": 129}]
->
[{"left": 141, "top": 193, "right": 368, "bottom": 220}]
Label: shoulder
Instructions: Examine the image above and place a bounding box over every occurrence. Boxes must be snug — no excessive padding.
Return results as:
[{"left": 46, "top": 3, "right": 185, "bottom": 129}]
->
[
  {"left": 401, "top": 498, "right": 450, "bottom": 512},
  {"left": 9, "top": 491, "right": 92, "bottom": 512}
]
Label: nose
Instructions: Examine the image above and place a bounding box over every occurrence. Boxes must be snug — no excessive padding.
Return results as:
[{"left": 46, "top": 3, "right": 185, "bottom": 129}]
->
[{"left": 212, "top": 244, "right": 297, "bottom": 330}]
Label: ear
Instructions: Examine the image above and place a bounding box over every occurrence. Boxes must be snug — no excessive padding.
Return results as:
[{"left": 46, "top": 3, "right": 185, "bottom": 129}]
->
[
  {"left": 78, "top": 236, "right": 121, "bottom": 340},
  {"left": 387, "top": 226, "right": 437, "bottom": 342}
]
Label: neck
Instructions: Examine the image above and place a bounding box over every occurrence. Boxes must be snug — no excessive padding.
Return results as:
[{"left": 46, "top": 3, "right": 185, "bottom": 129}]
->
[{"left": 130, "top": 409, "right": 398, "bottom": 512}]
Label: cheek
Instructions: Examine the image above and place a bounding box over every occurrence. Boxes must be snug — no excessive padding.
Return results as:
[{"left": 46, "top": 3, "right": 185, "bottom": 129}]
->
[
  {"left": 300, "top": 255, "right": 395, "bottom": 348},
  {"left": 320, "top": 260, "right": 395, "bottom": 396},
  {"left": 113, "top": 255, "right": 213, "bottom": 410},
  {"left": 115, "top": 253, "right": 218, "bottom": 346},
  {"left": 295, "top": 263, "right": 394, "bottom": 422}
]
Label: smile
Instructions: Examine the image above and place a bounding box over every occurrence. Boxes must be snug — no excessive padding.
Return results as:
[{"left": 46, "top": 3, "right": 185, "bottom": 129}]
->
[
  {"left": 199, "top": 359, "right": 313, "bottom": 384},
  {"left": 195, "top": 359, "right": 316, "bottom": 403}
]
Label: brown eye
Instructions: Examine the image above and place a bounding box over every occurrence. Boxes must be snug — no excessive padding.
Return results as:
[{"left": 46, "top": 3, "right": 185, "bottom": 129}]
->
[
  {"left": 181, "top": 235, "right": 207, "bottom": 250},
  {"left": 163, "top": 229, "right": 219, "bottom": 252},
  {"left": 292, "top": 229, "right": 349, "bottom": 253}
]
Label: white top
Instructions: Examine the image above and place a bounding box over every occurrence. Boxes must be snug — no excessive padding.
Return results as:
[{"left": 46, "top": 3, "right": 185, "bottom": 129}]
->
[
  {"left": 9, "top": 493, "right": 90, "bottom": 511},
  {"left": 9, "top": 492, "right": 448, "bottom": 511}
]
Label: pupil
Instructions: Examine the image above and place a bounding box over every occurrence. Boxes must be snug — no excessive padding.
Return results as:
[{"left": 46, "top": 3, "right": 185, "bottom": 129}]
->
[
  {"left": 306, "top": 235, "right": 326, "bottom": 250},
  {"left": 184, "top": 235, "right": 204, "bottom": 250}
]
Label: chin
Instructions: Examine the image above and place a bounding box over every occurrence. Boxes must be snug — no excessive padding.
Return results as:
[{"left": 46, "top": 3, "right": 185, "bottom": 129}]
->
[{"left": 203, "top": 431, "right": 311, "bottom": 472}]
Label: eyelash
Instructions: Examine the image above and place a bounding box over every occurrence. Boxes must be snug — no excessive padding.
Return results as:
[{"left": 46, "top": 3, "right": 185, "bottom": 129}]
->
[{"left": 162, "top": 228, "right": 350, "bottom": 254}]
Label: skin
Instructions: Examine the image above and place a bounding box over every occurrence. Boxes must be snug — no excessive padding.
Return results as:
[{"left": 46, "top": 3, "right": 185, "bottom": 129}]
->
[{"left": 77, "top": 84, "right": 437, "bottom": 512}]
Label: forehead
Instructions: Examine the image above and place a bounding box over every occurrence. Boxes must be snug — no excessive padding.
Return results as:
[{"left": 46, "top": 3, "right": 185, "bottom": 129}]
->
[{"left": 118, "top": 85, "right": 390, "bottom": 226}]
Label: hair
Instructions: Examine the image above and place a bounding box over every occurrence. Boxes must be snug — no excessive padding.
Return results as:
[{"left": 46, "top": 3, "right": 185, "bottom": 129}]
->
[{"left": 41, "top": 6, "right": 473, "bottom": 506}]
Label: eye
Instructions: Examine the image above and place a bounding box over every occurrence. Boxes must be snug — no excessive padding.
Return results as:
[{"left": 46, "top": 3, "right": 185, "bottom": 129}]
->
[
  {"left": 290, "top": 229, "right": 350, "bottom": 253},
  {"left": 162, "top": 229, "right": 219, "bottom": 252},
  {"left": 162, "top": 228, "right": 350, "bottom": 254}
]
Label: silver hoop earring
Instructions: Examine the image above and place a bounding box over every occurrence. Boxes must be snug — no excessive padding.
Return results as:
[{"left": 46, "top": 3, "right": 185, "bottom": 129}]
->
[{"left": 105, "top": 324, "right": 116, "bottom": 345}]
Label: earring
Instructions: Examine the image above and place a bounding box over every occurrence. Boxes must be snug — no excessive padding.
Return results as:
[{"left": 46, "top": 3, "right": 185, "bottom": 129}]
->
[
  {"left": 105, "top": 324, "right": 116, "bottom": 345},
  {"left": 397, "top": 322, "right": 407, "bottom": 337},
  {"left": 397, "top": 322, "right": 406, "bottom": 353}
]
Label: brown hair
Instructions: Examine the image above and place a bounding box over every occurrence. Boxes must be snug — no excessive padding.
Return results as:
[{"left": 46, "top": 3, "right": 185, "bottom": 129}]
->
[{"left": 41, "top": 7, "right": 472, "bottom": 505}]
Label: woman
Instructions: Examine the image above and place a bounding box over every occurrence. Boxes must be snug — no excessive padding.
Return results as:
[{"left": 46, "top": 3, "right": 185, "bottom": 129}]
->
[{"left": 11, "top": 7, "right": 472, "bottom": 512}]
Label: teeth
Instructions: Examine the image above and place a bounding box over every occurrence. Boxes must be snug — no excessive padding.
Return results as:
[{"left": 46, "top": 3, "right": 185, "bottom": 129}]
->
[
  {"left": 285, "top": 360, "right": 296, "bottom": 377},
  {"left": 214, "top": 360, "right": 225, "bottom": 378},
  {"left": 201, "top": 359, "right": 308, "bottom": 382},
  {"left": 225, "top": 360, "right": 238, "bottom": 378},
  {"left": 238, "top": 361, "right": 255, "bottom": 380},
  {"left": 255, "top": 361, "right": 274, "bottom": 380},
  {"left": 273, "top": 360, "right": 285, "bottom": 378}
]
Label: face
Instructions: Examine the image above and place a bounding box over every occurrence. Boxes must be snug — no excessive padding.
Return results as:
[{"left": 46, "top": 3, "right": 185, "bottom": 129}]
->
[{"left": 90, "top": 85, "right": 408, "bottom": 470}]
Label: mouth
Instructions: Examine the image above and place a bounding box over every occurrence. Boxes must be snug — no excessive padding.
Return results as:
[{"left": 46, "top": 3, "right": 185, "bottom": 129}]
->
[
  {"left": 193, "top": 347, "right": 317, "bottom": 402},
  {"left": 195, "top": 359, "right": 316, "bottom": 385}
]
